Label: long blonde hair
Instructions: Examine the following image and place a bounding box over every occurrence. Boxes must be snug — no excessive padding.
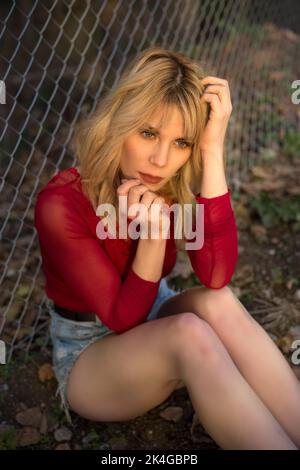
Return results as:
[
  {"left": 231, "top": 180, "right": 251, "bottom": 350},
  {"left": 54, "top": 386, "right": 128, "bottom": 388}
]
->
[{"left": 71, "top": 46, "right": 224, "bottom": 251}]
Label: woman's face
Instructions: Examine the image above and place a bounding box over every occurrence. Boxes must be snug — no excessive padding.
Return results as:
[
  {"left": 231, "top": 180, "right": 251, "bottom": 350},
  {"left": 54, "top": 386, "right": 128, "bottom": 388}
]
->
[{"left": 120, "top": 105, "right": 193, "bottom": 190}]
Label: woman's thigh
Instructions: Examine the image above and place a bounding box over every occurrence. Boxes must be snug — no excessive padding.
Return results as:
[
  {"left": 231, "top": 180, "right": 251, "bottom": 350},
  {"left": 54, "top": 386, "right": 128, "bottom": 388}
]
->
[{"left": 67, "top": 313, "right": 192, "bottom": 422}]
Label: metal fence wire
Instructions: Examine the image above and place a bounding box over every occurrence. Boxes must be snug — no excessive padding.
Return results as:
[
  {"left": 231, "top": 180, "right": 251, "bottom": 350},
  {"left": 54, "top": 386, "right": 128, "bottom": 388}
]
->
[{"left": 0, "top": 0, "right": 300, "bottom": 363}]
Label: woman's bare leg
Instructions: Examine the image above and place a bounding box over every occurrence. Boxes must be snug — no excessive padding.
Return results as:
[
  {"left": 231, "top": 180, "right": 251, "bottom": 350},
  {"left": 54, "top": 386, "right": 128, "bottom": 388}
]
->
[
  {"left": 175, "top": 314, "right": 297, "bottom": 449},
  {"left": 67, "top": 311, "right": 297, "bottom": 449},
  {"left": 156, "top": 285, "right": 300, "bottom": 447}
]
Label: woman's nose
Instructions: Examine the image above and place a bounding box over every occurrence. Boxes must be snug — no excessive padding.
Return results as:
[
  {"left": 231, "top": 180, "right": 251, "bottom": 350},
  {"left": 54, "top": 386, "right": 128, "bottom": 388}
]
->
[{"left": 149, "top": 147, "right": 169, "bottom": 167}]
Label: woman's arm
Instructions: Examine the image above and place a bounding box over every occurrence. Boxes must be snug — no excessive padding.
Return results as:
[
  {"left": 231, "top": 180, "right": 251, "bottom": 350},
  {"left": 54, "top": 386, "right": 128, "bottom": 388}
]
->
[
  {"left": 34, "top": 189, "right": 162, "bottom": 334},
  {"left": 186, "top": 147, "right": 238, "bottom": 290},
  {"left": 132, "top": 238, "right": 167, "bottom": 282},
  {"left": 186, "top": 189, "right": 238, "bottom": 289},
  {"left": 200, "top": 148, "right": 228, "bottom": 198},
  {"left": 186, "top": 76, "right": 238, "bottom": 288}
]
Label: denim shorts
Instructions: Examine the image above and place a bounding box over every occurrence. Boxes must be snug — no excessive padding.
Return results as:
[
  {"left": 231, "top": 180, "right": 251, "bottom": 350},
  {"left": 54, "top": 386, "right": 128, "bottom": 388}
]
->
[{"left": 49, "top": 277, "right": 180, "bottom": 426}]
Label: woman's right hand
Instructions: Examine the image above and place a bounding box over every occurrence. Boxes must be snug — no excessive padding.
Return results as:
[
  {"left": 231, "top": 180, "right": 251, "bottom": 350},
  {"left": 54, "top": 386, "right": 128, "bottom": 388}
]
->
[{"left": 116, "top": 178, "right": 170, "bottom": 240}]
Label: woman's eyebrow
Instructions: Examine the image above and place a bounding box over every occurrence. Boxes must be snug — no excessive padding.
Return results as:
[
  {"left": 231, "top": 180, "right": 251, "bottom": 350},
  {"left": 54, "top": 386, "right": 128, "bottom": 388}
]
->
[{"left": 143, "top": 123, "right": 190, "bottom": 140}]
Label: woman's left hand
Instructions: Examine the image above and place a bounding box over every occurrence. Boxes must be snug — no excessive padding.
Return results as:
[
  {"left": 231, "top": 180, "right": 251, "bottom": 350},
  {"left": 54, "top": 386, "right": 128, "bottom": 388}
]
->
[{"left": 200, "top": 76, "right": 233, "bottom": 155}]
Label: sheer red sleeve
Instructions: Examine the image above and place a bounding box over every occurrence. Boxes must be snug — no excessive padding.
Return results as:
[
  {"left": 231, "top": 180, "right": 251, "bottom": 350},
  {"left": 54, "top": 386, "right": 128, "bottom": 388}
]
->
[
  {"left": 186, "top": 189, "right": 238, "bottom": 289},
  {"left": 34, "top": 188, "right": 160, "bottom": 334}
]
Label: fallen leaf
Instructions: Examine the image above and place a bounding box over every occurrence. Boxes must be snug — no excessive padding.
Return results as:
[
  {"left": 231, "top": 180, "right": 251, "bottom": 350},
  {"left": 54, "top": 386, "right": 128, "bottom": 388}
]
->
[
  {"left": 235, "top": 203, "right": 251, "bottom": 229},
  {"left": 16, "top": 283, "right": 31, "bottom": 298},
  {"left": 38, "top": 363, "right": 54, "bottom": 383},
  {"left": 6, "top": 302, "right": 23, "bottom": 321},
  {"left": 16, "top": 427, "right": 40, "bottom": 447},
  {"left": 250, "top": 224, "right": 267, "bottom": 241},
  {"left": 275, "top": 334, "right": 294, "bottom": 354},
  {"left": 251, "top": 165, "right": 274, "bottom": 179}
]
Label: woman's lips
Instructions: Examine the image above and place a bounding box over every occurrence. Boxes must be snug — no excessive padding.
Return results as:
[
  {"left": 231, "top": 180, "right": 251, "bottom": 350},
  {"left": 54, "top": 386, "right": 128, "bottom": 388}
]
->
[{"left": 138, "top": 172, "right": 163, "bottom": 184}]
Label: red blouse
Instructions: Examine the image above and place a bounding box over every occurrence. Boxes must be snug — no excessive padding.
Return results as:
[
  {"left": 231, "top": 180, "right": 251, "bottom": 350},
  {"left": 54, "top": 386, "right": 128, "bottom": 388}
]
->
[{"left": 34, "top": 167, "right": 238, "bottom": 333}]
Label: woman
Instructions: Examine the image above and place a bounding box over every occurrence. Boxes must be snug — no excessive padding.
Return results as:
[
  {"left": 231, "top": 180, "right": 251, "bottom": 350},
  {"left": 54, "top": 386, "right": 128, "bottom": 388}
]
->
[{"left": 34, "top": 47, "right": 300, "bottom": 449}]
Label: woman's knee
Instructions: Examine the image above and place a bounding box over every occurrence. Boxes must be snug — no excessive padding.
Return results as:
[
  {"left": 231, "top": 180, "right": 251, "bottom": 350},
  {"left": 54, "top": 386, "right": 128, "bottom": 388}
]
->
[{"left": 167, "top": 312, "right": 223, "bottom": 362}]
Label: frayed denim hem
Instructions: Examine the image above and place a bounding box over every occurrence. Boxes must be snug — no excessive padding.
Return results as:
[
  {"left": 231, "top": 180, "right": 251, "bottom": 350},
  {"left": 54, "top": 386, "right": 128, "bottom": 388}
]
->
[{"left": 54, "top": 375, "right": 73, "bottom": 426}]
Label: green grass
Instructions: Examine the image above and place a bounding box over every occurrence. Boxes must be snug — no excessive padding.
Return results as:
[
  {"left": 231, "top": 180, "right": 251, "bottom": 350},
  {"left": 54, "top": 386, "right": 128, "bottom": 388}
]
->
[
  {"left": 39, "top": 433, "right": 54, "bottom": 447},
  {"left": 271, "top": 267, "right": 284, "bottom": 286},
  {"left": 0, "top": 430, "right": 17, "bottom": 450},
  {"left": 282, "top": 129, "right": 300, "bottom": 159},
  {"left": 81, "top": 429, "right": 102, "bottom": 449},
  {"left": 249, "top": 192, "right": 300, "bottom": 231},
  {"left": 0, "top": 359, "right": 16, "bottom": 380},
  {"left": 239, "top": 290, "right": 255, "bottom": 305},
  {"left": 50, "top": 400, "right": 69, "bottom": 425}
]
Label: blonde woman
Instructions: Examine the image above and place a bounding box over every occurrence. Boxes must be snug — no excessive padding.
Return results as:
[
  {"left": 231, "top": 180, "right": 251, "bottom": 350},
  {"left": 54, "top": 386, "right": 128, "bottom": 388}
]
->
[{"left": 34, "top": 47, "right": 300, "bottom": 450}]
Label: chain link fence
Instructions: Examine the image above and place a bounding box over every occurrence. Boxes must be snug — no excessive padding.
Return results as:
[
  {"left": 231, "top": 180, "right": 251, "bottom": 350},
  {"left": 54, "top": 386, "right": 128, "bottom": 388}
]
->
[{"left": 1, "top": 0, "right": 300, "bottom": 364}]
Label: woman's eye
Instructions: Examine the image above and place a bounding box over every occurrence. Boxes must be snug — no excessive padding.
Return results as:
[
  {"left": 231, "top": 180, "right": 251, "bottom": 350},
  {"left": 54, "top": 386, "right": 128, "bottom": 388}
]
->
[
  {"left": 177, "top": 140, "right": 189, "bottom": 149},
  {"left": 141, "top": 130, "right": 155, "bottom": 139},
  {"left": 140, "top": 130, "right": 191, "bottom": 149}
]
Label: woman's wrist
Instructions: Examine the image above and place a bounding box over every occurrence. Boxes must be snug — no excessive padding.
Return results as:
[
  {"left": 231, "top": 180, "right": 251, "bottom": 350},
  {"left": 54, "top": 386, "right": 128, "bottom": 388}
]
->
[
  {"left": 132, "top": 237, "right": 166, "bottom": 282},
  {"left": 200, "top": 149, "right": 228, "bottom": 198},
  {"left": 138, "top": 236, "right": 167, "bottom": 247}
]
